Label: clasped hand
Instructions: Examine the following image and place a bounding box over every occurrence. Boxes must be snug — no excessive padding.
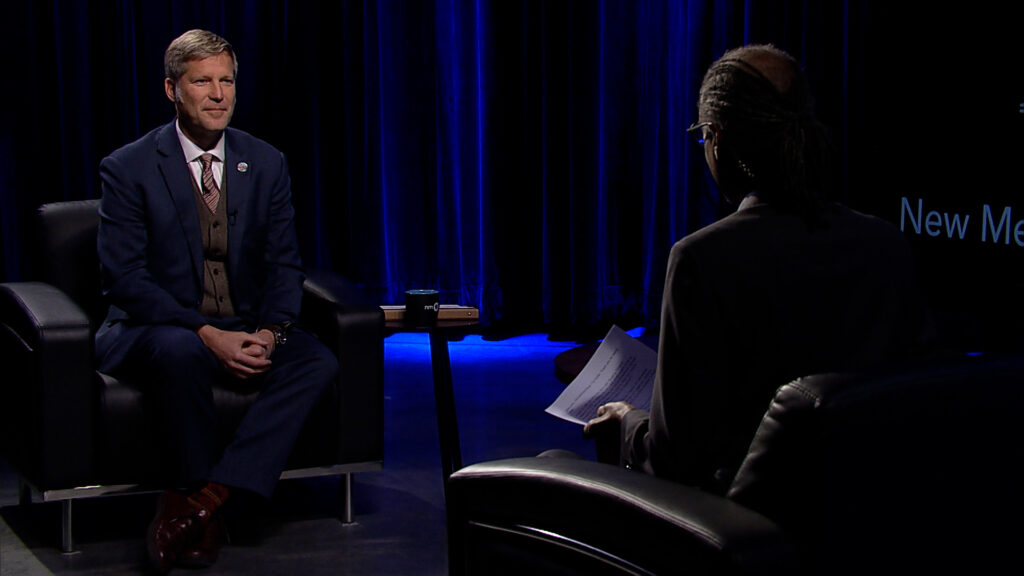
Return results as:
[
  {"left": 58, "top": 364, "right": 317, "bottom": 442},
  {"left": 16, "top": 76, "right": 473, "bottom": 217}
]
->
[{"left": 197, "top": 325, "right": 276, "bottom": 379}]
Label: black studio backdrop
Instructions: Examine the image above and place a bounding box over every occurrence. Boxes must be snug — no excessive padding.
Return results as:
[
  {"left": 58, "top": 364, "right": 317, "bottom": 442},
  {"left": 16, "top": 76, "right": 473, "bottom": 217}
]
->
[{"left": 1, "top": 1, "right": 1020, "bottom": 346}]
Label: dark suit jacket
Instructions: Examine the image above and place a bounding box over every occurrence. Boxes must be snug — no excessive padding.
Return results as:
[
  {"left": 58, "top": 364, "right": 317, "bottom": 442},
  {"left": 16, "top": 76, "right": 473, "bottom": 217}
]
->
[
  {"left": 96, "top": 121, "right": 304, "bottom": 371},
  {"left": 621, "top": 194, "right": 934, "bottom": 492}
]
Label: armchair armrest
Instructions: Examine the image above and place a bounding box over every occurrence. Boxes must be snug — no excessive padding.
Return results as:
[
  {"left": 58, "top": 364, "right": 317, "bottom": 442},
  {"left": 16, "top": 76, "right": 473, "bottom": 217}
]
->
[
  {"left": 299, "top": 269, "right": 385, "bottom": 464},
  {"left": 448, "top": 457, "right": 803, "bottom": 576},
  {"left": 0, "top": 282, "right": 97, "bottom": 489}
]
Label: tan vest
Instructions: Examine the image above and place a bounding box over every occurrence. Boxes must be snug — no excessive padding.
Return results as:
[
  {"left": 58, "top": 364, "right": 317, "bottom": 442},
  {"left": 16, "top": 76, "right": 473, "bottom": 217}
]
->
[{"left": 191, "top": 176, "right": 234, "bottom": 318}]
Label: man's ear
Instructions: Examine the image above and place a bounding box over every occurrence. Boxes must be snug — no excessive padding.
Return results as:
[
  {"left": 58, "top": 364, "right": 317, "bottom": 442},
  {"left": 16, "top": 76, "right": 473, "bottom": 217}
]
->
[
  {"left": 711, "top": 125, "right": 723, "bottom": 160},
  {"left": 164, "top": 78, "right": 177, "bottom": 103}
]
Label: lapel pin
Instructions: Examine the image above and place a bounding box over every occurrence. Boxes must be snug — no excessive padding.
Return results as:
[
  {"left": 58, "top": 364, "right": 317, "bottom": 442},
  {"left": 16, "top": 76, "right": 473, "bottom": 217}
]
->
[{"left": 237, "top": 162, "right": 249, "bottom": 173}]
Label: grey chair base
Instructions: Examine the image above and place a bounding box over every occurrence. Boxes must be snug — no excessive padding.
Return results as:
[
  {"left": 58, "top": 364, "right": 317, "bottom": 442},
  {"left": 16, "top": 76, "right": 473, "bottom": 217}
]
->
[{"left": 20, "top": 461, "right": 382, "bottom": 554}]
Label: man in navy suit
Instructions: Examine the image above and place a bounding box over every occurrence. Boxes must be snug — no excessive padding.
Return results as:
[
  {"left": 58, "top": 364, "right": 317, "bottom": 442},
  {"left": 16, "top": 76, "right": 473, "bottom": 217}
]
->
[{"left": 96, "top": 29, "right": 337, "bottom": 572}]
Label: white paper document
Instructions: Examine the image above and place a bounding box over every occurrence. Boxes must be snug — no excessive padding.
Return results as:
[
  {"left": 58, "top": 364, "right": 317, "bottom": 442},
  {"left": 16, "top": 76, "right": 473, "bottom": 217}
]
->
[{"left": 546, "top": 325, "right": 657, "bottom": 425}]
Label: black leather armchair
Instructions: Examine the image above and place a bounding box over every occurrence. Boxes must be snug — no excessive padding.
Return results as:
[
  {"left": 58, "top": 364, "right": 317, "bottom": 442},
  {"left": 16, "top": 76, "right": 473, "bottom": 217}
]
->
[
  {"left": 447, "top": 355, "right": 1024, "bottom": 575},
  {"left": 0, "top": 200, "right": 385, "bottom": 552}
]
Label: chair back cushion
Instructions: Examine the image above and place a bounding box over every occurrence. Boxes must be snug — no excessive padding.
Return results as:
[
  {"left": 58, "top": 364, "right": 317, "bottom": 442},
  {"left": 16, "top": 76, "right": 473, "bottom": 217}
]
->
[
  {"left": 727, "top": 355, "right": 1024, "bottom": 573},
  {"left": 37, "top": 200, "right": 105, "bottom": 328}
]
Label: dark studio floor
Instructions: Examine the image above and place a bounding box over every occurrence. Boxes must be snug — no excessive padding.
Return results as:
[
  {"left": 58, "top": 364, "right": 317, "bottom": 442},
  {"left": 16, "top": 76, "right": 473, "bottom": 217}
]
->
[{"left": 0, "top": 330, "right": 621, "bottom": 576}]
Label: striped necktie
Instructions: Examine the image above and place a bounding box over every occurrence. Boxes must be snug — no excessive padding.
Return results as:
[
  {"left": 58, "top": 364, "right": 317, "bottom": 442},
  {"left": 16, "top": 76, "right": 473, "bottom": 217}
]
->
[{"left": 198, "top": 153, "right": 220, "bottom": 213}]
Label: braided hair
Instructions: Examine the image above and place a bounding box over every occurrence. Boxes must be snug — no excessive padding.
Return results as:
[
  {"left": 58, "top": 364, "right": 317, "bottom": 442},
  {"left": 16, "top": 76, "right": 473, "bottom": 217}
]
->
[{"left": 698, "top": 45, "right": 831, "bottom": 221}]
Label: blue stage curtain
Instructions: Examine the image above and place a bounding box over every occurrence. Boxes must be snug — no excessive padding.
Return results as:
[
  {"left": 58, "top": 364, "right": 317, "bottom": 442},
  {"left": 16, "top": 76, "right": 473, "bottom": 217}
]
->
[{"left": 0, "top": 1, "right": 1002, "bottom": 333}]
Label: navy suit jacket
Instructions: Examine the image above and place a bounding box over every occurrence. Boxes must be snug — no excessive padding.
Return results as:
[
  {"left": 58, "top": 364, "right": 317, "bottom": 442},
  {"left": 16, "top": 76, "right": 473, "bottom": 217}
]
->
[{"left": 96, "top": 121, "right": 304, "bottom": 371}]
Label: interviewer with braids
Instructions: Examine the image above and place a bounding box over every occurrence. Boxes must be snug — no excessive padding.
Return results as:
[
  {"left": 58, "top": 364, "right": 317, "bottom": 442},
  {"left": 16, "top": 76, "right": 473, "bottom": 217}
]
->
[{"left": 585, "top": 45, "right": 934, "bottom": 493}]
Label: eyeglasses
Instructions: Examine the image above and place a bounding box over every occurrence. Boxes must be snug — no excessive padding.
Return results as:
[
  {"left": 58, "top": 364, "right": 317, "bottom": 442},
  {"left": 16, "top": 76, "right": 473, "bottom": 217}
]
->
[{"left": 687, "top": 121, "right": 714, "bottom": 145}]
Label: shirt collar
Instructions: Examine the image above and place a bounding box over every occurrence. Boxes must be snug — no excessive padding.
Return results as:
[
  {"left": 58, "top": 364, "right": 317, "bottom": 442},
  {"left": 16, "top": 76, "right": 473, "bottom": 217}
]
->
[
  {"left": 174, "top": 120, "right": 226, "bottom": 163},
  {"left": 737, "top": 191, "right": 766, "bottom": 212}
]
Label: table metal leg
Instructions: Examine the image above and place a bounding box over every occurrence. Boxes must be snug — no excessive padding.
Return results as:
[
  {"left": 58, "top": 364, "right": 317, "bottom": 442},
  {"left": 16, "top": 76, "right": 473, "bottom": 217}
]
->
[{"left": 429, "top": 330, "right": 463, "bottom": 492}]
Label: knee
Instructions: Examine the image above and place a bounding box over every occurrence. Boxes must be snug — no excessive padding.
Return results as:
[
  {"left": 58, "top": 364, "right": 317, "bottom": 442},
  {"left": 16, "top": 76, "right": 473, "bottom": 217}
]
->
[
  {"left": 274, "top": 336, "right": 338, "bottom": 396},
  {"left": 308, "top": 345, "right": 339, "bottom": 394},
  {"left": 537, "top": 449, "right": 583, "bottom": 460}
]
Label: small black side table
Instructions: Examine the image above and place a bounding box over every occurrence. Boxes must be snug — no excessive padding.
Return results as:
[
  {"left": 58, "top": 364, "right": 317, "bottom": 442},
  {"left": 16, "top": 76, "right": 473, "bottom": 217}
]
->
[{"left": 385, "top": 311, "right": 479, "bottom": 498}]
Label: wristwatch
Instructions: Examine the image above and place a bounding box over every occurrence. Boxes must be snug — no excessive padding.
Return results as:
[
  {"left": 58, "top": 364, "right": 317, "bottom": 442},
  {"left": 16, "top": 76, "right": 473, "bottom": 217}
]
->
[{"left": 261, "top": 321, "right": 293, "bottom": 346}]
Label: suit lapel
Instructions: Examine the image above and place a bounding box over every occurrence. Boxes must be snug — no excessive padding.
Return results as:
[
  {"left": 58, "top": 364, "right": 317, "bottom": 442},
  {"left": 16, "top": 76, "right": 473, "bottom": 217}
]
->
[
  {"left": 223, "top": 129, "right": 249, "bottom": 282},
  {"left": 155, "top": 122, "right": 205, "bottom": 284}
]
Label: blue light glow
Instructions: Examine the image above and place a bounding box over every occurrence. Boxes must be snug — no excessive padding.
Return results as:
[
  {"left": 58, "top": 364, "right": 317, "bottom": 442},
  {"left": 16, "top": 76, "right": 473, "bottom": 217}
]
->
[{"left": 386, "top": 328, "right": 649, "bottom": 363}]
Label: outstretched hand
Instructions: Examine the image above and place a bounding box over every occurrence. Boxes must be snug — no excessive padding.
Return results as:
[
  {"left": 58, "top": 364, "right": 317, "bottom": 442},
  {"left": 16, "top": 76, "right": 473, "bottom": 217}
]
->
[
  {"left": 583, "top": 401, "right": 635, "bottom": 465},
  {"left": 583, "top": 401, "right": 636, "bottom": 437}
]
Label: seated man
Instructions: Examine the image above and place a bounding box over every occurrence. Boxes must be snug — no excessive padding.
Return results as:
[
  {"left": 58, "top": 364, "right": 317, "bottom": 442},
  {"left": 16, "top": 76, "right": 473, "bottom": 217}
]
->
[
  {"left": 96, "top": 29, "right": 337, "bottom": 572},
  {"left": 585, "top": 45, "right": 934, "bottom": 494}
]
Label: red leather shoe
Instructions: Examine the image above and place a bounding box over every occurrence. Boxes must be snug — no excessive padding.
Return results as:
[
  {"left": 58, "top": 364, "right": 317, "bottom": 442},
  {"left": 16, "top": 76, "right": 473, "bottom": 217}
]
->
[
  {"left": 177, "top": 512, "right": 227, "bottom": 568},
  {"left": 146, "top": 491, "right": 214, "bottom": 574}
]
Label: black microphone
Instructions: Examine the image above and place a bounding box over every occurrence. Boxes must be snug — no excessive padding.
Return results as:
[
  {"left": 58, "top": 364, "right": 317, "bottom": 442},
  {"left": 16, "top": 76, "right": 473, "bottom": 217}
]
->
[{"left": 229, "top": 210, "right": 238, "bottom": 225}]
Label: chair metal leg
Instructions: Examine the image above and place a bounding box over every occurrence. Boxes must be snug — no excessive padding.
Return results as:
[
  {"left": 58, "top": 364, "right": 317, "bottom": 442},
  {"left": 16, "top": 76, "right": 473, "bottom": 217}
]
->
[
  {"left": 341, "top": 473, "right": 353, "bottom": 524},
  {"left": 18, "top": 478, "right": 79, "bottom": 554},
  {"left": 61, "top": 500, "right": 78, "bottom": 554}
]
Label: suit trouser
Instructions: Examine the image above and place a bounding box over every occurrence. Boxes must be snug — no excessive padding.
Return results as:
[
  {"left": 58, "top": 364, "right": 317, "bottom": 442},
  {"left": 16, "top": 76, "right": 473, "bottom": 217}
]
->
[{"left": 106, "top": 323, "right": 337, "bottom": 498}]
